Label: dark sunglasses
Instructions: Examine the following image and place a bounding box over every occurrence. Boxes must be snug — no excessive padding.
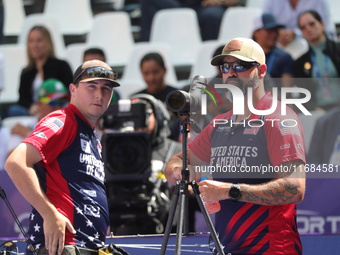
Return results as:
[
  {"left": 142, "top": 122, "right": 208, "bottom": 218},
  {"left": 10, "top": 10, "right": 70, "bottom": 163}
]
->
[
  {"left": 219, "top": 61, "right": 259, "bottom": 73},
  {"left": 73, "top": 66, "right": 117, "bottom": 84}
]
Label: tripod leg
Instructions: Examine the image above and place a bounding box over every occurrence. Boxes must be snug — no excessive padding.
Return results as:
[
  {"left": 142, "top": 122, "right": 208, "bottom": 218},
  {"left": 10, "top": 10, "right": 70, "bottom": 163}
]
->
[
  {"left": 191, "top": 181, "right": 225, "bottom": 255},
  {"left": 174, "top": 180, "right": 188, "bottom": 255},
  {"left": 159, "top": 183, "right": 180, "bottom": 255}
]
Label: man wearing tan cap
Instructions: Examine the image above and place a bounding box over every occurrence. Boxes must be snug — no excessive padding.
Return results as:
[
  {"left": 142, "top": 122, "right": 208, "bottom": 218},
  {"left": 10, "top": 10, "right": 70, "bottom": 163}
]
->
[
  {"left": 5, "top": 60, "right": 125, "bottom": 255},
  {"left": 165, "top": 38, "right": 306, "bottom": 254}
]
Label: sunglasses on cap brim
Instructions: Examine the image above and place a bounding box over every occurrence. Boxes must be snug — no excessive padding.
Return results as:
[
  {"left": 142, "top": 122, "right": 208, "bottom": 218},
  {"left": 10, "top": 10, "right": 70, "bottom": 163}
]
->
[
  {"left": 219, "top": 61, "right": 260, "bottom": 73},
  {"left": 73, "top": 66, "right": 118, "bottom": 84}
]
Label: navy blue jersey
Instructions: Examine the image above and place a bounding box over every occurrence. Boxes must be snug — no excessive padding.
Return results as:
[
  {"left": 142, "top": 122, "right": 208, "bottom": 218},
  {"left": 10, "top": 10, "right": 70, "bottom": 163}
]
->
[
  {"left": 190, "top": 93, "right": 305, "bottom": 254},
  {"left": 23, "top": 104, "right": 109, "bottom": 251}
]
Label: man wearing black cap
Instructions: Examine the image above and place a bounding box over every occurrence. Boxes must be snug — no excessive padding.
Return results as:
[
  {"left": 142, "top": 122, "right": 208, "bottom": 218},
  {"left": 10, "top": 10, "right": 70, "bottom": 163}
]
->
[
  {"left": 252, "top": 13, "right": 294, "bottom": 90},
  {"left": 5, "top": 60, "right": 120, "bottom": 255},
  {"left": 165, "top": 38, "right": 306, "bottom": 254}
]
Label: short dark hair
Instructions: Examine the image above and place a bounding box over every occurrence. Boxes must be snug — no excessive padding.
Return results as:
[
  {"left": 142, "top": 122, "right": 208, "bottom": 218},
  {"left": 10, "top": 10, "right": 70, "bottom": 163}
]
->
[
  {"left": 140, "top": 52, "right": 166, "bottom": 69},
  {"left": 298, "top": 10, "right": 323, "bottom": 27},
  {"left": 213, "top": 45, "right": 225, "bottom": 58},
  {"left": 83, "top": 47, "right": 106, "bottom": 62}
]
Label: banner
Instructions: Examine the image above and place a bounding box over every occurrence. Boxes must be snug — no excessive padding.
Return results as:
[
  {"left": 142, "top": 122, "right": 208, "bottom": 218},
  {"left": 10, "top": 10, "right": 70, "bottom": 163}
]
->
[{"left": 1, "top": 170, "right": 340, "bottom": 238}]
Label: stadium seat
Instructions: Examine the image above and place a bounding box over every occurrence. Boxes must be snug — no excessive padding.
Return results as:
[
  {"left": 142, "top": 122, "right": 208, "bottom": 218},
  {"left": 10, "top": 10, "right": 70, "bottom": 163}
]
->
[
  {"left": 189, "top": 40, "right": 224, "bottom": 80},
  {"left": 0, "top": 45, "right": 27, "bottom": 104},
  {"left": 327, "top": 0, "right": 340, "bottom": 25},
  {"left": 85, "top": 11, "right": 135, "bottom": 68},
  {"left": 43, "top": 0, "right": 93, "bottom": 36},
  {"left": 65, "top": 43, "right": 90, "bottom": 72},
  {"left": 218, "top": 7, "right": 262, "bottom": 42},
  {"left": 149, "top": 8, "right": 202, "bottom": 68},
  {"left": 3, "top": 0, "right": 26, "bottom": 37}
]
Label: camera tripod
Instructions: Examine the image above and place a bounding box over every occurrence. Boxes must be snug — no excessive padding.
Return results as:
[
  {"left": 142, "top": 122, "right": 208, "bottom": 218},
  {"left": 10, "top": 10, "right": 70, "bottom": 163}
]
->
[{"left": 159, "top": 115, "right": 225, "bottom": 255}]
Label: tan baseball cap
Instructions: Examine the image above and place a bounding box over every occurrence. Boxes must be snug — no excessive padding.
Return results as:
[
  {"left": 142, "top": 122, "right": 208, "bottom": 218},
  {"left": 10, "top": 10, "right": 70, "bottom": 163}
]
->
[{"left": 211, "top": 37, "right": 265, "bottom": 66}]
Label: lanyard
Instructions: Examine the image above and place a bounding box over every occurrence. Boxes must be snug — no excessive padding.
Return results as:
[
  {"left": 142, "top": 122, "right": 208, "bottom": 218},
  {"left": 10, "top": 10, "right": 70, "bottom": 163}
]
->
[
  {"left": 310, "top": 51, "right": 331, "bottom": 99},
  {"left": 310, "top": 51, "right": 329, "bottom": 83}
]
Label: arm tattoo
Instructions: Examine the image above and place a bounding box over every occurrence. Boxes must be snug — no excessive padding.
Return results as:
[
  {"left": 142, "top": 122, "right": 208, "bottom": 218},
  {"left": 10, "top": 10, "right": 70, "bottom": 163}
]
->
[{"left": 240, "top": 160, "right": 305, "bottom": 205}]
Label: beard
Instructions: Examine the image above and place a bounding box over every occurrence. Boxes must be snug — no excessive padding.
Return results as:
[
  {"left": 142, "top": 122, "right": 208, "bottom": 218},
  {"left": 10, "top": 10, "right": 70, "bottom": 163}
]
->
[{"left": 224, "top": 73, "right": 259, "bottom": 103}]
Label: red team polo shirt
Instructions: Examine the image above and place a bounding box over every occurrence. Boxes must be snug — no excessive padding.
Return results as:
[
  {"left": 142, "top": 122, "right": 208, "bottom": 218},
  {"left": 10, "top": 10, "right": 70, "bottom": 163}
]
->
[
  {"left": 23, "top": 104, "right": 109, "bottom": 251},
  {"left": 190, "top": 93, "right": 306, "bottom": 254}
]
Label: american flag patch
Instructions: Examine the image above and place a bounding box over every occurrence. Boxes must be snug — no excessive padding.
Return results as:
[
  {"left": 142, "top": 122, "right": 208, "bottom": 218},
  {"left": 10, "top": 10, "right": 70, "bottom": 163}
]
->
[
  {"left": 41, "top": 117, "right": 64, "bottom": 133},
  {"left": 278, "top": 122, "right": 301, "bottom": 136}
]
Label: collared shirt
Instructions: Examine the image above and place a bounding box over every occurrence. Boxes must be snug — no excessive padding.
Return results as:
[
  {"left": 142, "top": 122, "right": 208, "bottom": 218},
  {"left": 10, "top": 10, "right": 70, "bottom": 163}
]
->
[
  {"left": 23, "top": 104, "right": 109, "bottom": 251},
  {"left": 189, "top": 93, "right": 305, "bottom": 254}
]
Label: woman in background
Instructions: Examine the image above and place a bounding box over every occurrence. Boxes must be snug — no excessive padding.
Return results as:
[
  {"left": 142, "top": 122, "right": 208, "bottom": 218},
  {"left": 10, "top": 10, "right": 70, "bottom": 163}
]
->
[
  {"left": 133, "top": 52, "right": 180, "bottom": 141},
  {"left": 293, "top": 10, "right": 340, "bottom": 111},
  {"left": 8, "top": 26, "right": 72, "bottom": 117}
]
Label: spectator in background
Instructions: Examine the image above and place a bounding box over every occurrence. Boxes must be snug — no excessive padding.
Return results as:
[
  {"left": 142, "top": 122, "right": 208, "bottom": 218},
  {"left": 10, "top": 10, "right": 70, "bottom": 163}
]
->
[
  {"left": 252, "top": 13, "right": 294, "bottom": 91},
  {"left": 134, "top": 52, "right": 177, "bottom": 102},
  {"left": 139, "top": 0, "right": 245, "bottom": 42},
  {"left": 294, "top": 10, "right": 340, "bottom": 111},
  {"left": 83, "top": 47, "right": 120, "bottom": 103},
  {"left": 83, "top": 47, "right": 106, "bottom": 62},
  {"left": 211, "top": 45, "right": 226, "bottom": 79},
  {"left": 7, "top": 79, "right": 69, "bottom": 156},
  {"left": 262, "top": 0, "right": 336, "bottom": 47},
  {"left": 7, "top": 26, "right": 73, "bottom": 117},
  {"left": 132, "top": 52, "right": 180, "bottom": 141}
]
